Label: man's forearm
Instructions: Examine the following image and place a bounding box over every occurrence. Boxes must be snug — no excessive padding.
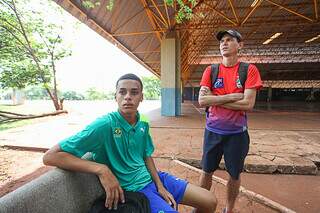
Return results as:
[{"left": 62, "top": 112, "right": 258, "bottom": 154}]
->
[
  {"left": 145, "top": 157, "right": 163, "bottom": 187},
  {"left": 43, "top": 151, "right": 110, "bottom": 176},
  {"left": 221, "top": 88, "right": 257, "bottom": 111},
  {"left": 199, "top": 94, "right": 241, "bottom": 107},
  {"left": 221, "top": 99, "right": 252, "bottom": 111}
]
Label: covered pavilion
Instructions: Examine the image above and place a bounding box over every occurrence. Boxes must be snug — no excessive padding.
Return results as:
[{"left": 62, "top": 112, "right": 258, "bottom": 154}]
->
[{"left": 53, "top": 0, "right": 320, "bottom": 115}]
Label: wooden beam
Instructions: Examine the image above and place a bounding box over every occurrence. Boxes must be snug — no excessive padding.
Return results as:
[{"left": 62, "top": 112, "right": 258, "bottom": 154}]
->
[
  {"left": 133, "top": 50, "right": 160, "bottom": 54},
  {"left": 204, "top": 2, "right": 238, "bottom": 26},
  {"left": 145, "top": 61, "right": 160, "bottom": 63},
  {"left": 246, "top": 0, "right": 283, "bottom": 39},
  {"left": 265, "top": 0, "right": 314, "bottom": 22},
  {"left": 112, "top": 8, "right": 145, "bottom": 33},
  {"left": 111, "top": 0, "right": 130, "bottom": 32},
  {"left": 227, "top": 0, "right": 239, "bottom": 24},
  {"left": 148, "top": 7, "right": 168, "bottom": 27},
  {"left": 314, "top": 0, "right": 319, "bottom": 20},
  {"left": 139, "top": 0, "right": 162, "bottom": 42},
  {"left": 241, "top": 0, "right": 262, "bottom": 25},
  {"left": 143, "top": 36, "right": 155, "bottom": 60},
  {"left": 132, "top": 35, "right": 150, "bottom": 52},
  {"left": 113, "top": 30, "right": 165, "bottom": 37},
  {"left": 150, "top": 0, "right": 168, "bottom": 27},
  {"left": 163, "top": 0, "right": 171, "bottom": 28},
  {"left": 131, "top": 11, "right": 146, "bottom": 48}
]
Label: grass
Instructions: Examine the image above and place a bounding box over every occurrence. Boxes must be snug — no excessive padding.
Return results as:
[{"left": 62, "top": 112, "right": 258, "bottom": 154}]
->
[
  {"left": 0, "top": 101, "right": 54, "bottom": 131},
  {"left": 0, "top": 119, "right": 33, "bottom": 131}
]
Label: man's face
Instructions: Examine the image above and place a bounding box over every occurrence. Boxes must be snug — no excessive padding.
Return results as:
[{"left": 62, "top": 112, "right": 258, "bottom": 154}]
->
[
  {"left": 115, "top": 79, "right": 143, "bottom": 115},
  {"left": 219, "top": 34, "right": 243, "bottom": 57}
]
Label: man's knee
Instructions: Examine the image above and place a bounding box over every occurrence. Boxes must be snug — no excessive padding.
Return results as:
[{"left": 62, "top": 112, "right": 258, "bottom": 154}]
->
[
  {"left": 207, "top": 191, "right": 217, "bottom": 210},
  {"left": 201, "top": 171, "right": 213, "bottom": 179}
]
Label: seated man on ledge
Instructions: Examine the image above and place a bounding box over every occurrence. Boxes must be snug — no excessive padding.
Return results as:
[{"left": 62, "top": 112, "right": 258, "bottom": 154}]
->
[{"left": 43, "top": 73, "right": 217, "bottom": 213}]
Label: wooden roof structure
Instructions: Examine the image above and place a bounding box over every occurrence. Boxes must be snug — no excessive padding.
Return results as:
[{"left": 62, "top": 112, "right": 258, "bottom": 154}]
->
[{"left": 53, "top": 0, "right": 320, "bottom": 88}]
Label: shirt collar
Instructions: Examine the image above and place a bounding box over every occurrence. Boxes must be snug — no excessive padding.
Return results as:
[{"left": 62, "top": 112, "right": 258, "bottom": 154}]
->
[{"left": 115, "top": 110, "right": 140, "bottom": 132}]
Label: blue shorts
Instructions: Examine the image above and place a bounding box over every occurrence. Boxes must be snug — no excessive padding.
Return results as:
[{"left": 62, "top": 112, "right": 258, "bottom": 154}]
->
[
  {"left": 138, "top": 171, "right": 188, "bottom": 213},
  {"left": 201, "top": 129, "right": 250, "bottom": 179}
]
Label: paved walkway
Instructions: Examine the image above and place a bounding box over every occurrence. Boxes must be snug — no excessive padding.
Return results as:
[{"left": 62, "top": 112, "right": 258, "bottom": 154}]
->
[{"left": 150, "top": 102, "right": 320, "bottom": 175}]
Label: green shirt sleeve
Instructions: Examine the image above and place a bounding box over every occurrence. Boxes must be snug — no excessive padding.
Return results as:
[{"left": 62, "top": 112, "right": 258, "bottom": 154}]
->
[
  {"left": 144, "top": 122, "right": 154, "bottom": 157},
  {"left": 59, "top": 116, "right": 109, "bottom": 158}
]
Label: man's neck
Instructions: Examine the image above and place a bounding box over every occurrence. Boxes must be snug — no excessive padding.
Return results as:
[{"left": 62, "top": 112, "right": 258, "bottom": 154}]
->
[
  {"left": 222, "top": 55, "right": 238, "bottom": 67},
  {"left": 120, "top": 111, "right": 137, "bottom": 125}
]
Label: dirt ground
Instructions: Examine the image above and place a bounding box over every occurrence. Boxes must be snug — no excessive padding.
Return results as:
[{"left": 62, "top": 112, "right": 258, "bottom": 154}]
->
[
  {"left": 0, "top": 147, "right": 52, "bottom": 197},
  {"left": 1, "top": 147, "right": 319, "bottom": 212}
]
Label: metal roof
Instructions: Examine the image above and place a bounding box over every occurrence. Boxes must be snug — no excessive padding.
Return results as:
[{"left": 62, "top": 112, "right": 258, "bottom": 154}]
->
[{"left": 53, "top": 0, "right": 320, "bottom": 87}]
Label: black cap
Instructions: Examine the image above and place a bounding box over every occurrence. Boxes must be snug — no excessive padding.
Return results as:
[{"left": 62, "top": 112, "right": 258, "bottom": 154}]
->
[{"left": 216, "top": 30, "right": 242, "bottom": 42}]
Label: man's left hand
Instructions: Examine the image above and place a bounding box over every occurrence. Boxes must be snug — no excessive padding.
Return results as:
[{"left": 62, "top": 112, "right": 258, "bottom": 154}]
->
[{"left": 157, "top": 185, "right": 177, "bottom": 210}]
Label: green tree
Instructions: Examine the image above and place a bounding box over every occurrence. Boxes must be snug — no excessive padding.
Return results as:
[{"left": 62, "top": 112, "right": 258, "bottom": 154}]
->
[
  {"left": 62, "top": 90, "right": 85, "bottom": 100},
  {"left": 24, "top": 86, "right": 49, "bottom": 100},
  {"left": 0, "top": 0, "right": 72, "bottom": 110},
  {"left": 142, "top": 76, "right": 160, "bottom": 100},
  {"left": 105, "top": 91, "right": 116, "bottom": 100},
  {"left": 85, "top": 87, "right": 107, "bottom": 100}
]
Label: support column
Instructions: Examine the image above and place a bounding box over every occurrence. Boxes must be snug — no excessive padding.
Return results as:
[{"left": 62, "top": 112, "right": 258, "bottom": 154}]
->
[
  {"left": 306, "top": 88, "right": 316, "bottom": 102},
  {"left": 267, "top": 86, "right": 272, "bottom": 102},
  {"left": 161, "top": 33, "right": 181, "bottom": 116}
]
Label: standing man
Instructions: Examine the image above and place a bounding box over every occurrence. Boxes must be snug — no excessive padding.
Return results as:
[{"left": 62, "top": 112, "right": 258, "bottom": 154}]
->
[
  {"left": 43, "top": 73, "right": 217, "bottom": 213},
  {"left": 198, "top": 30, "right": 262, "bottom": 213}
]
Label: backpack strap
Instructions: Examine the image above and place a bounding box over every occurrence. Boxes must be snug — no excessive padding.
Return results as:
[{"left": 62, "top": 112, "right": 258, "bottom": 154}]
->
[
  {"left": 238, "top": 62, "right": 249, "bottom": 88},
  {"left": 210, "top": 64, "right": 220, "bottom": 91},
  {"left": 205, "top": 64, "right": 220, "bottom": 113}
]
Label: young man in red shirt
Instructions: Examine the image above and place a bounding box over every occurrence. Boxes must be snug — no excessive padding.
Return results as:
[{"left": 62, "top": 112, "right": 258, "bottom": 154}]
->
[{"left": 198, "top": 30, "right": 262, "bottom": 213}]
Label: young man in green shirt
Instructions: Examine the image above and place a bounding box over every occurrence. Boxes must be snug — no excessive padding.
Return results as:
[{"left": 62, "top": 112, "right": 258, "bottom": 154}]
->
[{"left": 43, "top": 73, "right": 217, "bottom": 213}]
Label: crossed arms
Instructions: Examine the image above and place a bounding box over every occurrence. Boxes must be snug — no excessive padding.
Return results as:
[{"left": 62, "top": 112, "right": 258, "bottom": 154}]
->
[{"left": 198, "top": 86, "right": 257, "bottom": 111}]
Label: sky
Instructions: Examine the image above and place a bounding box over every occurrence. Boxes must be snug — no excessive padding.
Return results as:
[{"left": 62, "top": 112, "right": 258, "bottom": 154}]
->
[
  {"left": 35, "top": 0, "right": 154, "bottom": 93},
  {"left": 56, "top": 22, "right": 153, "bottom": 93}
]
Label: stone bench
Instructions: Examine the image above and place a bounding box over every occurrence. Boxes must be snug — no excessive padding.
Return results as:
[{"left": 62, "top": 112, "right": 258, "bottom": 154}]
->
[{"left": 0, "top": 168, "right": 104, "bottom": 213}]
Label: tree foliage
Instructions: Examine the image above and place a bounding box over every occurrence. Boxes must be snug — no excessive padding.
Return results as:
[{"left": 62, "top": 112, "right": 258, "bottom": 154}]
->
[
  {"left": 142, "top": 76, "right": 160, "bottom": 100},
  {"left": 62, "top": 90, "right": 85, "bottom": 100},
  {"left": 85, "top": 87, "right": 108, "bottom": 100},
  {"left": 82, "top": 0, "right": 197, "bottom": 24},
  {"left": 0, "top": 0, "right": 72, "bottom": 110},
  {"left": 24, "top": 86, "right": 49, "bottom": 100}
]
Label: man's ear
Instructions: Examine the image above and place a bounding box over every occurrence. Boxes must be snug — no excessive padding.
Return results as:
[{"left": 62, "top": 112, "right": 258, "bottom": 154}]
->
[
  {"left": 141, "top": 93, "right": 144, "bottom": 102},
  {"left": 238, "top": 41, "right": 244, "bottom": 50}
]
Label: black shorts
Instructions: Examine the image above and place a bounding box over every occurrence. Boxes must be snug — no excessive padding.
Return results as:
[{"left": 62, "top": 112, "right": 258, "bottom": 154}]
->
[{"left": 201, "top": 128, "right": 250, "bottom": 180}]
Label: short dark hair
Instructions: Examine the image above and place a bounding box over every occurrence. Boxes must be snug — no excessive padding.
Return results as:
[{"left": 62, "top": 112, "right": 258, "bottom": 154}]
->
[{"left": 116, "top": 73, "right": 143, "bottom": 90}]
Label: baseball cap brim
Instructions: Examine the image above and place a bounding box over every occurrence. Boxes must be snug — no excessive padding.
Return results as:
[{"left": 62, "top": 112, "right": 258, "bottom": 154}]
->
[{"left": 216, "top": 30, "right": 242, "bottom": 41}]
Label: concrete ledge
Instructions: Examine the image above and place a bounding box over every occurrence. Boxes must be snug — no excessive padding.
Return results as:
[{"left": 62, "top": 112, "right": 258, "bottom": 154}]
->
[
  {"left": 0, "top": 168, "right": 104, "bottom": 213},
  {"left": 174, "top": 160, "right": 296, "bottom": 213}
]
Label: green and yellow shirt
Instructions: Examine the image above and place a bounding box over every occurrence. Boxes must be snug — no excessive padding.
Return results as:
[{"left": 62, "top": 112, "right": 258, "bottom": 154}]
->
[{"left": 59, "top": 111, "right": 154, "bottom": 191}]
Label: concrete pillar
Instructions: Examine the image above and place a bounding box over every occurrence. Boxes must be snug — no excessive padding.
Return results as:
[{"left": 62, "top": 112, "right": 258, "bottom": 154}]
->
[
  {"left": 192, "top": 87, "right": 195, "bottom": 102},
  {"left": 306, "top": 88, "right": 316, "bottom": 102},
  {"left": 160, "top": 32, "right": 181, "bottom": 116},
  {"left": 267, "top": 86, "right": 272, "bottom": 102}
]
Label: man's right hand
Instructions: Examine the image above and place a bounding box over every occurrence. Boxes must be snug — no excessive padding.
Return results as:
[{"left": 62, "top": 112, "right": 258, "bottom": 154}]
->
[{"left": 97, "top": 167, "right": 125, "bottom": 210}]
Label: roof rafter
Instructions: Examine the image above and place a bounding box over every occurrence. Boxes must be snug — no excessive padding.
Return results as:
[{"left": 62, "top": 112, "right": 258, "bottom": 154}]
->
[{"left": 265, "top": 0, "right": 314, "bottom": 22}]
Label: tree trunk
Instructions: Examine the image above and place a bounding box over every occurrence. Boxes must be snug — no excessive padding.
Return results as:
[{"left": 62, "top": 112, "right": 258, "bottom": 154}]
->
[{"left": 0, "top": 110, "right": 68, "bottom": 123}]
